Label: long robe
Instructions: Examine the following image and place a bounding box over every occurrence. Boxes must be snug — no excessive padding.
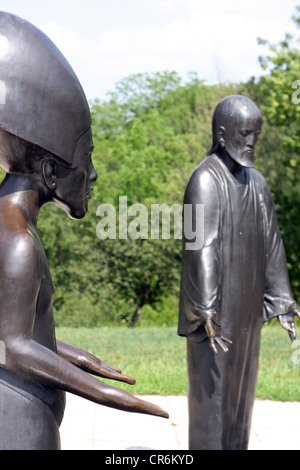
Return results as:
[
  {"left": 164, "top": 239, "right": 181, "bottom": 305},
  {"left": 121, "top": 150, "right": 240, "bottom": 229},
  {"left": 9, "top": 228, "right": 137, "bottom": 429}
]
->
[{"left": 178, "top": 153, "right": 297, "bottom": 450}]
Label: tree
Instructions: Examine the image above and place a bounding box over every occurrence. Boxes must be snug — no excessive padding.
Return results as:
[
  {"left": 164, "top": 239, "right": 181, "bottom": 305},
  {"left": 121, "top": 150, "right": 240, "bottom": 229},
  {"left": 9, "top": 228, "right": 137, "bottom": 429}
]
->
[
  {"left": 90, "top": 72, "right": 243, "bottom": 326},
  {"left": 251, "top": 6, "right": 300, "bottom": 301},
  {"left": 90, "top": 72, "right": 188, "bottom": 327},
  {"left": 36, "top": 71, "right": 255, "bottom": 327}
]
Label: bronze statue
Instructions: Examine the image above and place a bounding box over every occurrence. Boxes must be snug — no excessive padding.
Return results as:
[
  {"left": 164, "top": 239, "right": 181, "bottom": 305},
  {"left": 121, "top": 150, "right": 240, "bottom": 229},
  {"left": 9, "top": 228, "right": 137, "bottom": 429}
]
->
[
  {"left": 178, "top": 95, "right": 300, "bottom": 450},
  {"left": 0, "top": 12, "right": 168, "bottom": 450}
]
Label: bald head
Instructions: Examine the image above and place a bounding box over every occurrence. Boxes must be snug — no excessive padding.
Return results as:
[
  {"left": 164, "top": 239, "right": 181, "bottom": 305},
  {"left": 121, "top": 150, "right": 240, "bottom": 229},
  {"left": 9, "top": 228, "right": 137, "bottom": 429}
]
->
[{"left": 209, "top": 95, "right": 262, "bottom": 168}]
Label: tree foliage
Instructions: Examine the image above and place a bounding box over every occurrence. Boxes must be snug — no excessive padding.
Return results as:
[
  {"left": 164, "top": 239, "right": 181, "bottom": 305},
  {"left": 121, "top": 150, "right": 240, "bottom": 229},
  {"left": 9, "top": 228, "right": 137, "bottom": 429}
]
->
[
  {"left": 36, "top": 73, "right": 241, "bottom": 327},
  {"left": 88, "top": 72, "right": 237, "bottom": 327},
  {"left": 36, "top": 6, "right": 300, "bottom": 326},
  {"left": 252, "top": 8, "right": 300, "bottom": 297}
]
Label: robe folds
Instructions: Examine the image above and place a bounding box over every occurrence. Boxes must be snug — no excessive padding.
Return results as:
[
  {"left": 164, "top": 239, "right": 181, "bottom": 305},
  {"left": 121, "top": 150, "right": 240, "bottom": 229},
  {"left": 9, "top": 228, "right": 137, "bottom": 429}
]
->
[
  {"left": 178, "top": 153, "right": 297, "bottom": 450},
  {"left": 0, "top": 368, "right": 65, "bottom": 450}
]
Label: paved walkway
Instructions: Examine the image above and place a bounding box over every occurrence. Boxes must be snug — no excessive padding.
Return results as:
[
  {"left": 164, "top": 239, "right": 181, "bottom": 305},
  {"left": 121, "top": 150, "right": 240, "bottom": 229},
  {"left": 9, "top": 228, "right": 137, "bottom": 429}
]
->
[{"left": 60, "top": 393, "right": 300, "bottom": 450}]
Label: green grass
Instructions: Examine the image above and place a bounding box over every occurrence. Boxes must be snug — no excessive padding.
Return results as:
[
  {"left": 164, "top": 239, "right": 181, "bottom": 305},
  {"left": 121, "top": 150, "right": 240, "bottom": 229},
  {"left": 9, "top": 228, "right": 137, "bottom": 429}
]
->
[
  {"left": 256, "top": 320, "right": 300, "bottom": 401},
  {"left": 56, "top": 326, "right": 187, "bottom": 395},
  {"left": 56, "top": 321, "right": 300, "bottom": 401}
]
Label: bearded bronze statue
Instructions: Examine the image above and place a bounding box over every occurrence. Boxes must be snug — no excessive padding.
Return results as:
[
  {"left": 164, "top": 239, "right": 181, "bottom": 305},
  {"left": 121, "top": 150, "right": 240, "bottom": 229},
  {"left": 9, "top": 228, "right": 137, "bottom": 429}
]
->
[{"left": 179, "top": 94, "right": 299, "bottom": 450}]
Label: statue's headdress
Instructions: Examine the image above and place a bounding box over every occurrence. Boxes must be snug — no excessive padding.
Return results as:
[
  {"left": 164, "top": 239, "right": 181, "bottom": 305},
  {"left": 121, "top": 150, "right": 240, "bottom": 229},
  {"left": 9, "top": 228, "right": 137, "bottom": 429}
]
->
[{"left": 0, "top": 11, "right": 91, "bottom": 172}]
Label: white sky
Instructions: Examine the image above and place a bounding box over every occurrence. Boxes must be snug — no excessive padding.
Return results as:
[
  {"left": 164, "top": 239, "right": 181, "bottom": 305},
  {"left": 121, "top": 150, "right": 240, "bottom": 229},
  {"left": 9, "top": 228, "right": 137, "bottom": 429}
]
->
[{"left": 0, "top": 0, "right": 299, "bottom": 101}]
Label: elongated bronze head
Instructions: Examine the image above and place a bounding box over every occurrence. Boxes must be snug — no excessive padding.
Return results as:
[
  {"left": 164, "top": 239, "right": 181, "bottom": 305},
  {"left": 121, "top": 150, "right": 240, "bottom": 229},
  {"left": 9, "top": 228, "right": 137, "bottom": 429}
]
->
[{"left": 0, "top": 11, "right": 91, "bottom": 172}]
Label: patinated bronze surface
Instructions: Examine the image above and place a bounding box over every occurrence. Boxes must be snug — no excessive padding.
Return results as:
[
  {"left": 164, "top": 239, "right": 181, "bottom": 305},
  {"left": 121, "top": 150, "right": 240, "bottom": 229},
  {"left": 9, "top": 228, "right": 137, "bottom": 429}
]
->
[
  {"left": 178, "top": 95, "right": 299, "bottom": 450},
  {"left": 0, "top": 12, "right": 168, "bottom": 450}
]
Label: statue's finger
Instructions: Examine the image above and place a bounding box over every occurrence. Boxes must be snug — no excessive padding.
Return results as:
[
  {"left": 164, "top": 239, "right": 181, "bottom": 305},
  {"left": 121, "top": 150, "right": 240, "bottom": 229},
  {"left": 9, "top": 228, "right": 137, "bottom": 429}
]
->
[
  {"left": 288, "top": 324, "right": 296, "bottom": 341},
  {"left": 84, "top": 363, "right": 136, "bottom": 385},
  {"left": 90, "top": 382, "right": 169, "bottom": 419},
  {"left": 99, "top": 361, "right": 122, "bottom": 373},
  {"left": 99, "top": 370, "right": 136, "bottom": 385},
  {"left": 221, "top": 336, "right": 232, "bottom": 344},
  {"left": 215, "top": 337, "right": 229, "bottom": 353},
  {"left": 209, "top": 337, "right": 218, "bottom": 355}
]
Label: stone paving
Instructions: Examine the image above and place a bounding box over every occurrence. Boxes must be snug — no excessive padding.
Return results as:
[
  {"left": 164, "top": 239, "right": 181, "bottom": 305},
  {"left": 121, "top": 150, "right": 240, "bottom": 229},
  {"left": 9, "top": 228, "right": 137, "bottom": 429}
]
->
[{"left": 60, "top": 393, "right": 300, "bottom": 450}]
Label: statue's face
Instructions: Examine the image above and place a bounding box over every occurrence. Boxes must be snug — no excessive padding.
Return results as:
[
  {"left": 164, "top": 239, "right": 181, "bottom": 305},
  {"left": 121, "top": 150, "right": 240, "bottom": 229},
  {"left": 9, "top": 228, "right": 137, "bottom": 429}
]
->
[
  {"left": 53, "top": 134, "right": 98, "bottom": 220},
  {"left": 222, "top": 107, "right": 262, "bottom": 168}
]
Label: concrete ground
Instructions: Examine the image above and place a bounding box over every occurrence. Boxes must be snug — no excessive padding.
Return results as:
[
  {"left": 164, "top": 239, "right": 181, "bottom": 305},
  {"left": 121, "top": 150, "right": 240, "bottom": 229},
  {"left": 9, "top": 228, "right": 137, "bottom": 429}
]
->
[{"left": 60, "top": 393, "right": 300, "bottom": 450}]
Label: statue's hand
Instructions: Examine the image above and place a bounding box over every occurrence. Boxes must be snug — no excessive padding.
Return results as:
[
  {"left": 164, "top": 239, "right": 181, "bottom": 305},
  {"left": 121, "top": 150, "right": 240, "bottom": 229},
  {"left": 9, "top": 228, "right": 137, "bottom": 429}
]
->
[
  {"left": 55, "top": 341, "right": 169, "bottom": 418},
  {"left": 78, "top": 350, "right": 136, "bottom": 385},
  {"left": 56, "top": 340, "right": 136, "bottom": 385},
  {"left": 204, "top": 318, "right": 232, "bottom": 355},
  {"left": 278, "top": 309, "right": 300, "bottom": 341}
]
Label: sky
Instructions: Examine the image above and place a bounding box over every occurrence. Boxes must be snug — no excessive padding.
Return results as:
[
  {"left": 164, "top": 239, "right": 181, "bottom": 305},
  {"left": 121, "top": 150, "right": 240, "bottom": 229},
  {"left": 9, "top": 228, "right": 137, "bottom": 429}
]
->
[{"left": 0, "top": 0, "right": 299, "bottom": 101}]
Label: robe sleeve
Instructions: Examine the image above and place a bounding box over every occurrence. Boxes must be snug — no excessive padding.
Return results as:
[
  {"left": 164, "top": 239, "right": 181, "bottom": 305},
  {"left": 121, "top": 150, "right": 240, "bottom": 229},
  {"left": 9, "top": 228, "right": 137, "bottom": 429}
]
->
[
  {"left": 178, "top": 164, "right": 222, "bottom": 339},
  {"left": 262, "top": 180, "right": 297, "bottom": 321}
]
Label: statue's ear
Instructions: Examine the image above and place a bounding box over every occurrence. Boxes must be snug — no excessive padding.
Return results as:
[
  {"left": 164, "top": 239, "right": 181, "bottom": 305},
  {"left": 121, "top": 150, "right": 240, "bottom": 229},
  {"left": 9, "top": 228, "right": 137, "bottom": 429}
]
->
[
  {"left": 217, "top": 126, "right": 226, "bottom": 148},
  {"left": 42, "top": 158, "right": 57, "bottom": 190}
]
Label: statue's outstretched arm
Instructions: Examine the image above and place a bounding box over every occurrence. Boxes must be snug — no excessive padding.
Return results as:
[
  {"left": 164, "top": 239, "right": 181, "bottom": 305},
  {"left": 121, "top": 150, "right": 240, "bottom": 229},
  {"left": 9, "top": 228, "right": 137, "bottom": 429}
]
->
[{"left": 0, "top": 236, "right": 169, "bottom": 419}]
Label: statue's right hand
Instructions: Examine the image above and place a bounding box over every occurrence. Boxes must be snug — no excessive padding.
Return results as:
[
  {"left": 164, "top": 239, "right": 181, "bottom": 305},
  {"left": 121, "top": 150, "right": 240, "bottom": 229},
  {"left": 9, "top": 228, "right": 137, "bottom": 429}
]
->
[{"left": 204, "top": 319, "right": 232, "bottom": 355}]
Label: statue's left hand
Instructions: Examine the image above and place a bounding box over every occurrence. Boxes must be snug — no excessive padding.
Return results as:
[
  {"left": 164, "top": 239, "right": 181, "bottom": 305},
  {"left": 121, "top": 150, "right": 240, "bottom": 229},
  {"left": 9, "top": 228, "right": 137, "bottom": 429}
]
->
[
  {"left": 278, "top": 309, "right": 300, "bottom": 341},
  {"left": 77, "top": 350, "right": 136, "bottom": 385},
  {"left": 56, "top": 340, "right": 136, "bottom": 385}
]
